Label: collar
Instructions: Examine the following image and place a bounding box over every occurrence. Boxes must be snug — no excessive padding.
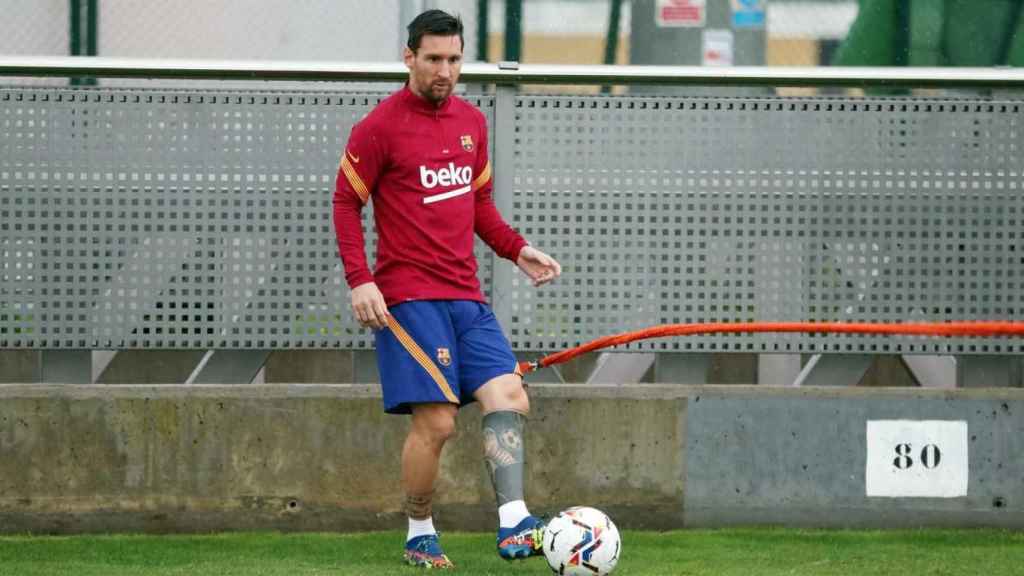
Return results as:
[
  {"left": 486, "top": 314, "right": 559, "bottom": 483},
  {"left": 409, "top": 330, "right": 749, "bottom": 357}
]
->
[{"left": 400, "top": 84, "right": 453, "bottom": 115}]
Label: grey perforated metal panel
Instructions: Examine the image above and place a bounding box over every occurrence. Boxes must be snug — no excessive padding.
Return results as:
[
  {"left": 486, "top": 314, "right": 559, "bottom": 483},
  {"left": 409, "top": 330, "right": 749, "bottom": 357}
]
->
[
  {"left": 506, "top": 95, "right": 1023, "bottom": 354},
  {"left": 0, "top": 87, "right": 495, "bottom": 349},
  {"left": 2, "top": 88, "right": 1022, "bottom": 354}
]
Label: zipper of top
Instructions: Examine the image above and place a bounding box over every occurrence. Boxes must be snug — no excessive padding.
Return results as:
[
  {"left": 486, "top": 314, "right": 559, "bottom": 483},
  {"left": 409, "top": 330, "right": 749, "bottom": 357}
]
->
[{"left": 435, "top": 108, "right": 448, "bottom": 157}]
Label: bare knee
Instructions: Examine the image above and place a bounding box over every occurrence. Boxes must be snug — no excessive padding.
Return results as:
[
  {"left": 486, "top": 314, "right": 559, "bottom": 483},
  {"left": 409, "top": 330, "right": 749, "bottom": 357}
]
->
[
  {"left": 505, "top": 382, "right": 530, "bottom": 415},
  {"left": 410, "top": 404, "right": 458, "bottom": 445},
  {"left": 475, "top": 375, "right": 530, "bottom": 415}
]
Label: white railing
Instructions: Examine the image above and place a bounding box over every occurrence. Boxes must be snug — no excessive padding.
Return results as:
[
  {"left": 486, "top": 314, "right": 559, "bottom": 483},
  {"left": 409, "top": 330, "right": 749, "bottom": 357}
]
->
[{"left": 2, "top": 56, "right": 1024, "bottom": 88}]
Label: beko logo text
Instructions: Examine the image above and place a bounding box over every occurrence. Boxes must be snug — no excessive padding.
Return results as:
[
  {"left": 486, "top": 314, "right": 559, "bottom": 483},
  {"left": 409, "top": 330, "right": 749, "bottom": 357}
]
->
[{"left": 420, "top": 164, "right": 473, "bottom": 189}]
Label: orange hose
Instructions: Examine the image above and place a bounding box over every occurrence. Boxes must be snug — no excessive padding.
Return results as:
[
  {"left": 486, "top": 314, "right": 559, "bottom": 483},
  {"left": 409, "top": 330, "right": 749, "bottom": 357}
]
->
[{"left": 517, "top": 321, "right": 1024, "bottom": 374}]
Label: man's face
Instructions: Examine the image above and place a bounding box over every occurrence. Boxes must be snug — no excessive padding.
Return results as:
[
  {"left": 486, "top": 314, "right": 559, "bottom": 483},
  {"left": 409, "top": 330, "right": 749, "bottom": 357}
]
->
[{"left": 404, "top": 34, "right": 463, "bottom": 104}]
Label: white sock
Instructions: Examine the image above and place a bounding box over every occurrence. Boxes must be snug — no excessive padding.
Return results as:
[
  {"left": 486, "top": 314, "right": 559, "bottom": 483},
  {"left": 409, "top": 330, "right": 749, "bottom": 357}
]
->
[
  {"left": 407, "top": 517, "right": 436, "bottom": 542},
  {"left": 498, "top": 500, "right": 531, "bottom": 529}
]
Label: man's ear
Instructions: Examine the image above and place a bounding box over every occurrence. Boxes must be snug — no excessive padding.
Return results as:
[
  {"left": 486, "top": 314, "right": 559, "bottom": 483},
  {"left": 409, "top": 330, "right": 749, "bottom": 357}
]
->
[{"left": 403, "top": 47, "right": 415, "bottom": 69}]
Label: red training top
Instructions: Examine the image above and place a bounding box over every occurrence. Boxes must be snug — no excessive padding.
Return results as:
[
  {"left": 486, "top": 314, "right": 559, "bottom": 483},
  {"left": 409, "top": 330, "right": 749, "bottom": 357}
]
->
[{"left": 333, "top": 86, "right": 527, "bottom": 306}]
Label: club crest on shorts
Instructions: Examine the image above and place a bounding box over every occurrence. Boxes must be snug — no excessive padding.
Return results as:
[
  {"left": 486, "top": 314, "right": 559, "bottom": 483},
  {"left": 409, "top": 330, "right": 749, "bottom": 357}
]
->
[
  {"left": 436, "top": 347, "right": 452, "bottom": 366},
  {"left": 460, "top": 134, "right": 474, "bottom": 151}
]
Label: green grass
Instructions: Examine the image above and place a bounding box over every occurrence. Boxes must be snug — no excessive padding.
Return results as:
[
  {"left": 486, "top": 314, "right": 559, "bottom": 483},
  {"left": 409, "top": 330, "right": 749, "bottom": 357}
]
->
[{"left": 0, "top": 528, "right": 1021, "bottom": 575}]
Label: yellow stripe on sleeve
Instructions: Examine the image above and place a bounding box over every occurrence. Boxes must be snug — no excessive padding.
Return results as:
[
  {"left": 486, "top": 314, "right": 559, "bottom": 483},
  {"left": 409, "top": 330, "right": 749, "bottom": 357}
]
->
[
  {"left": 471, "top": 161, "right": 492, "bottom": 191},
  {"left": 341, "top": 155, "right": 370, "bottom": 203},
  {"left": 386, "top": 316, "right": 459, "bottom": 404}
]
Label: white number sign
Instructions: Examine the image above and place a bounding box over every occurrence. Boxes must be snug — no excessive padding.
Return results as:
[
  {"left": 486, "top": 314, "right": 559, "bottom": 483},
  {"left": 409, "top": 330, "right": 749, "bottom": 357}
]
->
[{"left": 865, "top": 420, "right": 968, "bottom": 498}]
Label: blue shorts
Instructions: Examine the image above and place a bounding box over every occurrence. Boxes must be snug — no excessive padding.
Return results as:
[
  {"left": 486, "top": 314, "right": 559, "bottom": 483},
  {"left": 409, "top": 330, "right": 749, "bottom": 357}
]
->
[{"left": 375, "top": 300, "right": 521, "bottom": 415}]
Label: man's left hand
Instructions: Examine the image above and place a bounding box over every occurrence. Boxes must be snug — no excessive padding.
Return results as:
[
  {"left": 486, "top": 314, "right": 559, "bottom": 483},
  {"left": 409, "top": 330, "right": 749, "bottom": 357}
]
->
[{"left": 516, "top": 246, "right": 562, "bottom": 287}]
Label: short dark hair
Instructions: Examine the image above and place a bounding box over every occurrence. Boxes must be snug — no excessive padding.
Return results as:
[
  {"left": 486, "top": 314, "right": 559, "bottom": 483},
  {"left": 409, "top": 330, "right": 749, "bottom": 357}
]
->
[{"left": 406, "top": 9, "right": 464, "bottom": 53}]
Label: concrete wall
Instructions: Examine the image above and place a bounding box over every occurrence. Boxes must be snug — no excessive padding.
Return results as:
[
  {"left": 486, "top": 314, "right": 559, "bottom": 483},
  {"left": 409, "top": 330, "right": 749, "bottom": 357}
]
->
[{"left": 0, "top": 384, "right": 1020, "bottom": 534}]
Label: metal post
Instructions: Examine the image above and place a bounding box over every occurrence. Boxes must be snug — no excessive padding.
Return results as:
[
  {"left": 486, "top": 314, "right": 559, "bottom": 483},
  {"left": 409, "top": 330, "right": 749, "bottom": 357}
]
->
[
  {"left": 69, "top": 0, "right": 81, "bottom": 56},
  {"left": 186, "top": 351, "right": 271, "bottom": 384},
  {"left": 894, "top": 0, "right": 910, "bottom": 66},
  {"left": 86, "top": 0, "right": 98, "bottom": 56},
  {"left": 69, "top": 0, "right": 98, "bottom": 85},
  {"left": 490, "top": 83, "right": 517, "bottom": 333},
  {"left": 587, "top": 352, "right": 654, "bottom": 384},
  {"left": 504, "top": 0, "right": 522, "bottom": 62},
  {"left": 903, "top": 355, "right": 957, "bottom": 389},
  {"left": 603, "top": 0, "right": 623, "bottom": 65},
  {"left": 793, "top": 354, "right": 873, "bottom": 387},
  {"left": 477, "top": 0, "right": 489, "bottom": 62},
  {"left": 601, "top": 0, "right": 624, "bottom": 94},
  {"left": 92, "top": 351, "right": 117, "bottom": 383}
]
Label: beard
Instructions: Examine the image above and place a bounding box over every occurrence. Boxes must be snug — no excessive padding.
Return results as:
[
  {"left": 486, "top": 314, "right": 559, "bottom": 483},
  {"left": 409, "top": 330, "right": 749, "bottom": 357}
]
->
[{"left": 423, "top": 81, "right": 453, "bottom": 103}]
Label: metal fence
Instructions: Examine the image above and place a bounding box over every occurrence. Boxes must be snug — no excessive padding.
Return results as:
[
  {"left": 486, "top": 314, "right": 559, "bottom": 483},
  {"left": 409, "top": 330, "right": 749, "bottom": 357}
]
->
[{"left": 3, "top": 59, "right": 1023, "bottom": 363}]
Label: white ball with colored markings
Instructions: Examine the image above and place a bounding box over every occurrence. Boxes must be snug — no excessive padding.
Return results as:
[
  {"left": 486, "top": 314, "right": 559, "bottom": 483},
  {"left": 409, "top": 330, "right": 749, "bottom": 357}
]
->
[{"left": 542, "top": 506, "right": 621, "bottom": 575}]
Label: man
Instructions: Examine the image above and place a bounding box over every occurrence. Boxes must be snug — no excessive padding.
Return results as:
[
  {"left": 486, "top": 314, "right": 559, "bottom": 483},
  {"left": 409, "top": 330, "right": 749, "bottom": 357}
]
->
[{"left": 332, "top": 9, "right": 562, "bottom": 570}]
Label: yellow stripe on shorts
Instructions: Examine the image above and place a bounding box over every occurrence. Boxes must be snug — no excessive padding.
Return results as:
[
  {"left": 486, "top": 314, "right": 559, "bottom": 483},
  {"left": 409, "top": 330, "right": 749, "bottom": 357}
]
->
[{"left": 386, "top": 315, "right": 459, "bottom": 404}]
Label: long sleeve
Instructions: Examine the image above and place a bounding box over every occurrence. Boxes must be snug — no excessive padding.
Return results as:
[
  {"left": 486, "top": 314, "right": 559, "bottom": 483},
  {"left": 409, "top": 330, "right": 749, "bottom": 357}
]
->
[
  {"left": 472, "top": 119, "right": 528, "bottom": 262},
  {"left": 333, "top": 121, "right": 384, "bottom": 289}
]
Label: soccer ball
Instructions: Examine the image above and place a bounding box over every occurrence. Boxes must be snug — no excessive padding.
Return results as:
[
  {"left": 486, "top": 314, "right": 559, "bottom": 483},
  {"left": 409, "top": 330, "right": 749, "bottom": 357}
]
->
[{"left": 542, "top": 506, "right": 621, "bottom": 575}]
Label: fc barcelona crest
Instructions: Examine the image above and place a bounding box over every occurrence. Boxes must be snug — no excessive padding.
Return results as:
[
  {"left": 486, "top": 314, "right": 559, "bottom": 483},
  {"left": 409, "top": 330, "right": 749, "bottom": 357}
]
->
[
  {"left": 460, "top": 134, "right": 474, "bottom": 152},
  {"left": 437, "top": 347, "right": 452, "bottom": 366}
]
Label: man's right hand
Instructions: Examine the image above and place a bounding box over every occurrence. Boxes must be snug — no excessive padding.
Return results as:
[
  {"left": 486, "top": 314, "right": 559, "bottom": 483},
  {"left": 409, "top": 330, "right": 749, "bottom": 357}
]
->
[{"left": 350, "top": 282, "right": 389, "bottom": 330}]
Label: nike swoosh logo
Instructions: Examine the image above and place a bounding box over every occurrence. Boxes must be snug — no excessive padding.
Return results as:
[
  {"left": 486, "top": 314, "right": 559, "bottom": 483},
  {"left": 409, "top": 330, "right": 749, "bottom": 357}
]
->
[{"left": 346, "top": 150, "right": 360, "bottom": 164}]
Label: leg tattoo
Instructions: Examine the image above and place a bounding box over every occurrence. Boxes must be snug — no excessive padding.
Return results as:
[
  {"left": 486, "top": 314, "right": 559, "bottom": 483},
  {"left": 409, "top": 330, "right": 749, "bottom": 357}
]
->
[
  {"left": 405, "top": 491, "right": 434, "bottom": 520},
  {"left": 482, "top": 411, "right": 526, "bottom": 507}
]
